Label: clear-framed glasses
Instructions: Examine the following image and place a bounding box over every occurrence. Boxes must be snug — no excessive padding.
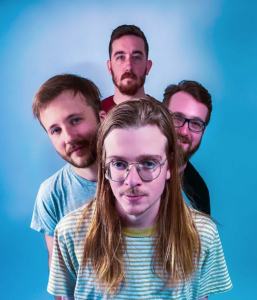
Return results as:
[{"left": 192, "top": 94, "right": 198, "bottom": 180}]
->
[
  {"left": 103, "top": 158, "right": 167, "bottom": 182},
  {"left": 172, "top": 114, "right": 206, "bottom": 133}
]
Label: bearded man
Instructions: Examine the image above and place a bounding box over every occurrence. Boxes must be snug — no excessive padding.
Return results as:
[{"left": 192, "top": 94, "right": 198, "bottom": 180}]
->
[
  {"left": 101, "top": 24, "right": 152, "bottom": 113},
  {"left": 47, "top": 98, "right": 232, "bottom": 299},
  {"left": 30, "top": 74, "right": 105, "bottom": 271},
  {"left": 163, "top": 80, "right": 212, "bottom": 215}
]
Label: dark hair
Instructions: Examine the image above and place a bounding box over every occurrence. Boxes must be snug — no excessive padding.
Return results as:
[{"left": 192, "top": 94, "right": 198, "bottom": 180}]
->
[
  {"left": 163, "top": 80, "right": 213, "bottom": 125},
  {"left": 32, "top": 74, "right": 102, "bottom": 124},
  {"left": 109, "top": 24, "right": 149, "bottom": 59}
]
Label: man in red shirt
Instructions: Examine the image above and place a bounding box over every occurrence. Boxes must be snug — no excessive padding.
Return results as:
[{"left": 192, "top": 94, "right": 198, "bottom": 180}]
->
[{"left": 102, "top": 24, "right": 152, "bottom": 113}]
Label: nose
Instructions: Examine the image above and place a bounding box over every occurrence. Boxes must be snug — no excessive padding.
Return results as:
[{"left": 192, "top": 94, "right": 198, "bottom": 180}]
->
[
  {"left": 125, "top": 56, "right": 133, "bottom": 72},
  {"left": 63, "top": 126, "right": 75, "bottom": 144},
  {"left": 178, "top": 121, "right": 190, "bottom": 136},
  {"left": 124, "top": 164, "right": 142, "bottom": 187}
]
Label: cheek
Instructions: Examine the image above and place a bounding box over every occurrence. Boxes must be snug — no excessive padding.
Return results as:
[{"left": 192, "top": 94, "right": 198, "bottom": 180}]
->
[{"left": 191, "top": 133, "right": 202, "bottom": 146}]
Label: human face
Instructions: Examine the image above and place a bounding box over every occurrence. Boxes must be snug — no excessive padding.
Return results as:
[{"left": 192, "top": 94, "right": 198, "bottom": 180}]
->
[
  {"left": 107, "top": 35, "right": 152, "bottom": 96},
  {"left": 168, "top": 91, "right": 208, "bottom": 164},
  {"left": 40, "top": 90, "right": 103, "bottom": 169},
  {"left": 104, "top": 125, "right": 170, "bottom": 229}
]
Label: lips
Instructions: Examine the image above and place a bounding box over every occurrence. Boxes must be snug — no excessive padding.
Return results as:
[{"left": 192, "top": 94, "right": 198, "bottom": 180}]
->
[{"left": 66, "top": 140, "right": 90, "bottom": 156}]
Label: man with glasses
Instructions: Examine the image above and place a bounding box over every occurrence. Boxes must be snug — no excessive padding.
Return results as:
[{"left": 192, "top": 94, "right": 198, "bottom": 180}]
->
[
  {"left": 47, "top": 99, "right": 232, "bottom": 299},
  {"left": 163, "top": 80, "right": 212, "bottom": 215}
]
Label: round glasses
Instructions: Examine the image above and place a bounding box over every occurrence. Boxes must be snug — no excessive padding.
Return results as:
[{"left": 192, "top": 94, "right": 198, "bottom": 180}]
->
[
  {"left": 172, "top": 114, "right": 206, "bottom": 133},
  {"left": 103, "top": 158, "right": 167, "bottom": 182}
]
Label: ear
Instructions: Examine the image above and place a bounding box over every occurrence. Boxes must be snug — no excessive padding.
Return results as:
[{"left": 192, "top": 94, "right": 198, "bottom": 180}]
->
[
  {"left": 146, "top": 60, "right": 152, "bottom": 75},
  {"left": 166, "top": 152, "right": 173, "bottom": 180},
  {"left": 107, "top": 60, "right": 112, "bottom": 76},
  {"left": 99, "top": 110, "right": 106, "bottom": 122}
]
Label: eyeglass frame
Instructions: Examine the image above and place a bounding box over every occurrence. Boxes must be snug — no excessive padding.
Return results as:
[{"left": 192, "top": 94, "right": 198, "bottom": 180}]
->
[
  {"left": 103, "top": 158, "right": 168, "bottom": 182},
  {"left": 172, "top": 114, "right": 207, "bottom": 133}
]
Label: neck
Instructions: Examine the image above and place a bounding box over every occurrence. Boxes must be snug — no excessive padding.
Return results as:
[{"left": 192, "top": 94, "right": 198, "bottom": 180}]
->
[
  {"left": 113, "top": 86, "right": 147, "bottom": 104},
  {"left": 72, "top": 161, "right": 98, "bottom": 182}
]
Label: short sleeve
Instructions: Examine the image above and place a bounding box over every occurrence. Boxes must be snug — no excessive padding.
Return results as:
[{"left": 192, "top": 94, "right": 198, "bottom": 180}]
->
[
  {"left": 47, "top": 229, "right": 76, "bottom": 297},
  {"left": 198, "top": 228, "right": 232, "bottom": 298},
  {"left": 30, "top": 184, "right": 57, "bottom": 236}
]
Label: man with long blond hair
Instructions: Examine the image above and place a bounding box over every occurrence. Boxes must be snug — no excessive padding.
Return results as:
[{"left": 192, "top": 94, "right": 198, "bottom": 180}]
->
[{"left": 47, "top": 99, "right": 232, "bottom": 299}]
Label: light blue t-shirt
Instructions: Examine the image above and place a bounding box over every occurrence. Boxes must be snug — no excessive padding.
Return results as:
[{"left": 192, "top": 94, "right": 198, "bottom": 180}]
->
[{"left": 30, "top": 163, "right": 97, "bottom": 236}]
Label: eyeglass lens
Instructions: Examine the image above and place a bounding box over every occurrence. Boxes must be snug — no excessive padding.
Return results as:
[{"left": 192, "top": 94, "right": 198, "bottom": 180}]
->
[
  {"left": 173, "top": 115, "right": 204, "bottom": 132},
  {"left": 107, "top": 159, "right": 161, "bottom": 181}
]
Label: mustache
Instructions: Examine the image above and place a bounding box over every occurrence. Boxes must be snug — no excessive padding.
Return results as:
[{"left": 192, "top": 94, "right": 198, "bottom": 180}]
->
[
  {"left": 120, "top": 187, "right": 148, "bottom": 196},
  {"left": 66, "top": 140, "right": 90, "bottom": 156},
  {"left": 177, "top": 134, "right": 192, "bottom": 145},
  {"left": 121, "top": 71, "right": 137, "bottom": 80}
]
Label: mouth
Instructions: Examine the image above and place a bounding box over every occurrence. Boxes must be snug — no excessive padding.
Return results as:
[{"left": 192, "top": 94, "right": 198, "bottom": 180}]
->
[
  {"left": 68, "top": 145, "right": 85, "bottom": 155},
  {"left": 122, "top": 194, "right": 146, "bottom": 202}
]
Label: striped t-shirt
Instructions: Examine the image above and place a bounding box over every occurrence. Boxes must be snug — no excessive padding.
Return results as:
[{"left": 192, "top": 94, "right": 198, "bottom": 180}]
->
[{"left": 48, "top": 204, "right": 232, "bottom": 299}]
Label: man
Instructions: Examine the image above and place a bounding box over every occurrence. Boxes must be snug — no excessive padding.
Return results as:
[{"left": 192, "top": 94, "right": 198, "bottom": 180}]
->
[
  {"left": 47, "top": 99, "right": 232, "bottom": 299},
  {"left": 101, "top": 24, "right": 152, "bottom": 113},
  {"left": 30, "top": 74, "right": 105, "bottom": 269},
  {"left": 163, "top": 80, "right": 212, "bottom": 215}
]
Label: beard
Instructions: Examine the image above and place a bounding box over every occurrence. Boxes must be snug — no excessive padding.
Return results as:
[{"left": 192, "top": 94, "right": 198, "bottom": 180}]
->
[
  {"left": 177, "top": 133, "right": 202, "bottom": 166},
  {"left": 58, "top": 135, "right": 97, "bottom": 169},
  {"left": 111, "top": 68, "right": 147, "bottom": 96}
]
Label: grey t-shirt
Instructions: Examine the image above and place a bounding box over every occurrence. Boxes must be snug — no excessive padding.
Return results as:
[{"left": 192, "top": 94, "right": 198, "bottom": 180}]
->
[{"left": 30, "top": 163, "right": 97, "bottom": 236}]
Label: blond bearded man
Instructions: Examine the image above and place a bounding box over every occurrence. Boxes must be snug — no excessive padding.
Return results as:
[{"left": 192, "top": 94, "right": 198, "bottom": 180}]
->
[{"left": 47, "top": 99, "right": 232, "bottom": 299}]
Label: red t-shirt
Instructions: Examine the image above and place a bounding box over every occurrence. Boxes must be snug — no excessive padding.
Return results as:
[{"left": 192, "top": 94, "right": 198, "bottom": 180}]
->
[{"left": 101, "top": 96, "right": 116, "bottom": 113}]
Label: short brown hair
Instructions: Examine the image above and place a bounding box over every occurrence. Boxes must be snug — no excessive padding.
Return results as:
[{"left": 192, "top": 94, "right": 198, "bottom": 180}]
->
[
  {"left": 32, "top": 74, "right": 102, "bottom": 124},
  {"left": 163, "top": 80, "right": 212, "bottom": 125},
  {"left": 109, "top": 24, "right": 149, "bottom": 59}
]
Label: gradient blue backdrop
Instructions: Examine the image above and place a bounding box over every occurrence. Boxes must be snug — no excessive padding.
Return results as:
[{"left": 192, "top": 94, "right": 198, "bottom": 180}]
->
[{"left": 1, "top": 0, "right": 256, "bottom": 299}]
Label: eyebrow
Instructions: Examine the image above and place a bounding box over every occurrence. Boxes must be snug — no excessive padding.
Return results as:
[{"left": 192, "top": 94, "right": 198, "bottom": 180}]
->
[
  {"left": 173, "top": 111, "right": 205, "bottom": 122},
  {"left": 47, "top": 113, "right": 84, "bottom": 132},
  {"left": 106, "top": 154, "right": 163, "bottom": 161},
  {"left": 113, "top": 50, "right": 144, "bottom": 57}
]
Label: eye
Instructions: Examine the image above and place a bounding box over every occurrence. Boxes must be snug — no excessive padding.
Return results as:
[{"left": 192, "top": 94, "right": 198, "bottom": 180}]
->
[
  {"left": 72, "top": 118, "right": 82, "bottom": 124},
  {"left": 117, "top": 55, "right": 125, "bottom": 60},
  {"left": 51, "top": 128, "right": 61, "bottom": 135},
  {"left": 190, "top": 120, "right": 202, "bottom": 130},
  {"left": 140, "top": 159, "right": 158, "bottom": 169},
  {"left": 132, "top": 55, "right": 141, "bottom": 60},
  {"left": 111, "top": 160, "right": 127, "bottom": 170}
]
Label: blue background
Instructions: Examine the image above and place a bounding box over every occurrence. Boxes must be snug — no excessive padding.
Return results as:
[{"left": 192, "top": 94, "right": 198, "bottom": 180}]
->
[{"left": 0, "top": 0, "right": 256, "bottom": 299}]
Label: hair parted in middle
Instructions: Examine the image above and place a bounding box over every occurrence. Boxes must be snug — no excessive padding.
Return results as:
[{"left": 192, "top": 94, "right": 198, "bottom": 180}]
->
[
  {"left": 77, "top": 98, "right": 202, "bottom": 295},
  {"left": 108, "top": 24, "right": 149, "bottom": 59}
]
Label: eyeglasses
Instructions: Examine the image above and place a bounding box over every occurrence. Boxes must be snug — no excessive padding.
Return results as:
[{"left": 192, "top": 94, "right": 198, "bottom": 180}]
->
[
  {"left": 172, "top": 114, "right": 206, "bottom": 133},
  {"left": 103, "top": 158, "right": 167, "bottom": 182}
]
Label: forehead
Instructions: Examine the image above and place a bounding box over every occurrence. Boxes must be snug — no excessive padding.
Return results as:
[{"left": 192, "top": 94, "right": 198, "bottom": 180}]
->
[
  {"left": 104, "top": 125, "right": 167, "bottom": 161},
  {"left": 39, "top": 90, "right": 94, "bottom": 126},
  {"left": 168, "top": 91, "right": 208, "bottom": 121},
  {"left": 111, "top": 35, "right": 146, "bottom": 56}
]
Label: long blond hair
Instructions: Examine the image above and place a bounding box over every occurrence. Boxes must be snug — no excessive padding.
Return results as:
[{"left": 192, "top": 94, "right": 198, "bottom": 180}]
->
[{"left": 77, "top": 98, "right": 202, "bottom": 295}]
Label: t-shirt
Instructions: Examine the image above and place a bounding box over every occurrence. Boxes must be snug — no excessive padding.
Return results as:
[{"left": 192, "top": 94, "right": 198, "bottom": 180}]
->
[
  {"left": 101, "top": 97, "right": 211, "bottom": 215},
  {"left": 183, "top": 161, "right": 211, "bottom": 215},
  {"left": 30, "top": 163, "right": 97, "bottom": 236},
  {"left": 101, "top": 95, "right": 116, "bottom": 113},
  {"left": 47, "top": 204, "right": 232, "bottom": 299}
]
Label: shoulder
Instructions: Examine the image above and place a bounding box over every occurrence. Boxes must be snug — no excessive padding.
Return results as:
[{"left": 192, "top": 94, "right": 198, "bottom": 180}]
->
[
  {"left": 101, "top": 95, "right": 115, "bottom": 113},
  {"left": 39, "top": 164, "right": 70, "bottom": 192},
  {"left": 55, "top": 201, "right": 94, "bottom": 238},
  {"left": 191, "top": 211, "right": 218, "bottom": 246}
]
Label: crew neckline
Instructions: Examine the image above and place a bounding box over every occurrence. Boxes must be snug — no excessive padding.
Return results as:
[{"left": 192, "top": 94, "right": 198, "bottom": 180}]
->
[{"left": 122, "top": 227, "right": 155, "bottom": 237}]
